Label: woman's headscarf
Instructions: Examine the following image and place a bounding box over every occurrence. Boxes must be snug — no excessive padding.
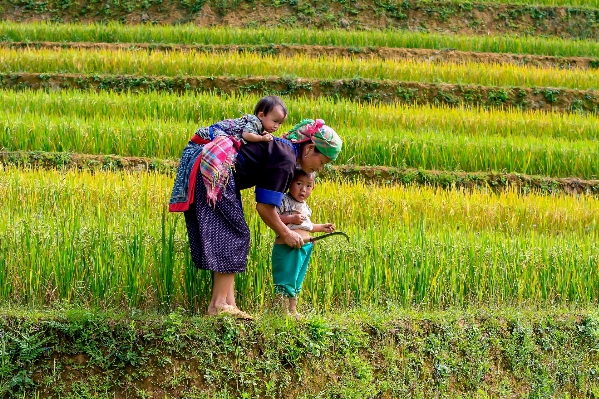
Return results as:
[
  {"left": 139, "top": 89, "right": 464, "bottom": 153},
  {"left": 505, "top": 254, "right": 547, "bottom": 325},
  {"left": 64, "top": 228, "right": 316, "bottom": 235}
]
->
[{"left": 282, "top": 119, "right": 342, "bottom": 161}]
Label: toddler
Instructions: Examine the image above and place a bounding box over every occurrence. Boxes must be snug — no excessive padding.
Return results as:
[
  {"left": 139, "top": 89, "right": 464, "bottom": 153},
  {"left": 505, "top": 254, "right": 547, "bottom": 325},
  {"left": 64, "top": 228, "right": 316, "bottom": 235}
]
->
[
  {"left": 194, "top": 95, "right": 287, "bottom": 143},
  {"left": 271, "top": 169, "right": 335, "bottom": 317}
]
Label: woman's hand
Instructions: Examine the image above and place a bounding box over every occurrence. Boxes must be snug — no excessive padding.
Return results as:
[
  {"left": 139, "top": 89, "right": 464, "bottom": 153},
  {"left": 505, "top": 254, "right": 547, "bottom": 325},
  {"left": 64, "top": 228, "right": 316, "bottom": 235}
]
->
[
  {"left": 281, "top": 229, "right": 304, "bottom": 249},
  {"left": 256, "top": 203, "right": 304, "bottom": 248}
]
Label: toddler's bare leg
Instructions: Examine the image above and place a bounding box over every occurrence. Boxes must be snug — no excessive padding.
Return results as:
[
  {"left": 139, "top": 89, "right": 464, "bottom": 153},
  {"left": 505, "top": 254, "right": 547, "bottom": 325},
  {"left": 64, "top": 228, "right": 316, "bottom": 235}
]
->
[
  {"left": 273, "top": 294, "right": 288, "bottom": 314},
  {"left": 288, "top": 297, "right": 298, "bottom": 314}
]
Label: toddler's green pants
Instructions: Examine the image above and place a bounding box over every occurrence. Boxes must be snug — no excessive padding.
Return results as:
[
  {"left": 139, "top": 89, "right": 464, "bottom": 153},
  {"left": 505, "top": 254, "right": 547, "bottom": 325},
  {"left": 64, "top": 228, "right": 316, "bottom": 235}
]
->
[{"left": 271, "top": 242, "right": 314, "bottom": 298}]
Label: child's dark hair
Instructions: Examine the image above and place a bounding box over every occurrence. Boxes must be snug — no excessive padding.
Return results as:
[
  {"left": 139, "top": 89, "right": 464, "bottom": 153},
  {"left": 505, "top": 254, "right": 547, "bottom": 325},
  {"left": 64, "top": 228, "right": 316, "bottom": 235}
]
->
[
  {"left": 254, "top": 96, "right": 288, "bottom": 117},
  {"left": 292, "top": 169, "right": 316, "bottom": 182}
]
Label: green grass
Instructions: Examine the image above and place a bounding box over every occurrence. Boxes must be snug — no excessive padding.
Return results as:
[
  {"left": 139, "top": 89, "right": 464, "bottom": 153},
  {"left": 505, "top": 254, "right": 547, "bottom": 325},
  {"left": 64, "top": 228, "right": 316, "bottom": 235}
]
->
[
  {"left": 2, "top": 21, "right": 599, "bottom": 58},
  {"left": 1, "top": 168, "right": 597, "bottom": 311},
  {"left": 3, "top": 47, "right": 598, "bottom": 90},
  {"left": 424, "top": 0, "right": 599, "bottom": 6}
]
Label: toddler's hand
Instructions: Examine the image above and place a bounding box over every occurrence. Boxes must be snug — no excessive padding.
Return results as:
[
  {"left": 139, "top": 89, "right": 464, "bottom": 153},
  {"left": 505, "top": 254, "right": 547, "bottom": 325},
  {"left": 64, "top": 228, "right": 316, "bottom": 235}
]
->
[
  {"left": 262, "top": 133, "right": 274, "bottom": 142},
  {"left": 323, "top": 223, "right": 335, "bottom": 233},
  {"left": 290, "top": 213, "right": 305, "bottom": 225}
]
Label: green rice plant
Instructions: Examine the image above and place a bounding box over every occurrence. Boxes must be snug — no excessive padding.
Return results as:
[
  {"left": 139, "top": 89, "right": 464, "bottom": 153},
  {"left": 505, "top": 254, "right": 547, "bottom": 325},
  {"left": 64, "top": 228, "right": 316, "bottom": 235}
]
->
[
  {"left": 0, "top": 168, "right": 597, "bottom": 311},
  {"left": 0, "top": 111, "right": 191, "bottom": 157},
  {"left": 3, "top": 47, "right": 597, "bottom": 90},
  {"left": 2, "top": 108, "right": 597, "bottom": 178},
  {"left": 2, "top": 22, "right": 598, "bottom": 58},
  {"left": 3, "top": 89, "right": 597, "bottom": 142},
  {"left": 347, "top": 129, "right": 598, "bottom": 179}
]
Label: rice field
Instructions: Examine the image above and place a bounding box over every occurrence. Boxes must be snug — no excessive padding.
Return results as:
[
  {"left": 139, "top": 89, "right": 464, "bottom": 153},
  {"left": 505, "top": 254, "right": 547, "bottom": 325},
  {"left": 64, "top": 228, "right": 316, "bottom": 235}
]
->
[
  {"left": 4, "top": 5, "right": 599, "bottom": 397},
  {"left": 4, "top": 110, "right": 598, "bottom": 178},
  {"left": 3, "top": 47, "right": 598, "bottom": 90},
  {"left": 6, "top": 90, "right": 598, "bottom": 141},
  {"left": 1, "top": 14, "right": 599, "bottom": 313},
  {"left": 2, "top": 22, "right": 599, "bottom": 58},
  {"left": 2, "top": 168, "right": 597, "bottom": 311},
  {"left": 3, "top": 90, "right": 598, "bottom": 178}
]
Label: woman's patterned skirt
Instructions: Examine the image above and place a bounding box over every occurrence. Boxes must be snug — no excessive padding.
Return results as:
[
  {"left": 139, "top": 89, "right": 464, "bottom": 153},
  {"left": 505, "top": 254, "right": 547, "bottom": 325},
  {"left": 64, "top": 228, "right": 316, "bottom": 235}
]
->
[{"left": 184, "top": 174, "right": 250, "bottom": 273}]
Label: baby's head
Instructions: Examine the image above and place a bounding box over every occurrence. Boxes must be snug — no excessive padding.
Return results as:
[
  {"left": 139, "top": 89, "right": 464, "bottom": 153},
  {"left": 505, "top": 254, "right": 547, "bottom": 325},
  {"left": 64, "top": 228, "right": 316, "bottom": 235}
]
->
[
  {"left": 254, "top": 95, "right": 288, "bottom": 134},
  {"left": 288, "top": 169, "right": 316, "bottom": 203}
]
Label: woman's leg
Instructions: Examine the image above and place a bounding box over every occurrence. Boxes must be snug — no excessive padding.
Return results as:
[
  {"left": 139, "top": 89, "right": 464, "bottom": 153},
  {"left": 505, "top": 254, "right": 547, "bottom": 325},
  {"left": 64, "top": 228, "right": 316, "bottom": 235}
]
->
[
  {"left": 188, "top": 171, "right": 251, "bottom": 318},
  {"left": 208, "top": 273, "right": 252, "bottom": 319},
  {"left": 227, "top": 278, "right": 237, "bottom": 308},
  {"left": 207, "top": 272, "right": 235, "bottom": 315}
]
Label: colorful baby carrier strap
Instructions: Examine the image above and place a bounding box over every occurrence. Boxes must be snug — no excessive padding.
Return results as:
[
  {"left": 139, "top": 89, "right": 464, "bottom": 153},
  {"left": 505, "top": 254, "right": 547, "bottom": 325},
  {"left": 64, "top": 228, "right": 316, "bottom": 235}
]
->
[
  {"left": 169, "top": 125, "right": 242, "bottom": 212},
  {"left": 200, "top": 125, "right": 241, "bottom": 207}
]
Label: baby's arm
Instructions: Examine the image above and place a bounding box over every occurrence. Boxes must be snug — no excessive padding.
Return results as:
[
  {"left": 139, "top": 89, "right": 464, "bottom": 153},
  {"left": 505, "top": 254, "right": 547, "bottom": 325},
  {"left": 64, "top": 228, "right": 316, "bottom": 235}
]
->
[
  {"left": 312, "top": 223, "right": 335, "bottom": 233},
  {"left": 279, "top": 212, "right": 305, "bottom": 225},
  {"left": 242, "top": 130, "right": 273, "bottom": 142}
]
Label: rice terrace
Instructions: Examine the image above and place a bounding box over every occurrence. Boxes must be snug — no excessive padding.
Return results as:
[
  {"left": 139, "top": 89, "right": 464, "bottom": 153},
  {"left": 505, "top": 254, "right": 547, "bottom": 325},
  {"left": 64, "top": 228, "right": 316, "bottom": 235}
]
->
[{"left": 1, "top": 0, "right": 599, "bottom": 397}]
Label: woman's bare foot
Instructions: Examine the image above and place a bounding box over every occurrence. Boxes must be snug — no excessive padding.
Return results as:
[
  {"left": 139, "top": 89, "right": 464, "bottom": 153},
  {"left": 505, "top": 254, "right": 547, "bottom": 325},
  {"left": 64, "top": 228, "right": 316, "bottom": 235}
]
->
[
  {"left": 207, "top": 300, "right": 229, "bottom": 316},
  {"left": 207, "top": 305, "right": 253, "bottom": 320}
]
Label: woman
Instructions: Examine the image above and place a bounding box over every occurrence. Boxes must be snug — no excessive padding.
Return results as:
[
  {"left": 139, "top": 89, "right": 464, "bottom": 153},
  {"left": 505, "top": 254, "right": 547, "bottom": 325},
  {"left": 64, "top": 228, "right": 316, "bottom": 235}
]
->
[{"left": 170, "top": 113, "right": 342, "bottom": 319}]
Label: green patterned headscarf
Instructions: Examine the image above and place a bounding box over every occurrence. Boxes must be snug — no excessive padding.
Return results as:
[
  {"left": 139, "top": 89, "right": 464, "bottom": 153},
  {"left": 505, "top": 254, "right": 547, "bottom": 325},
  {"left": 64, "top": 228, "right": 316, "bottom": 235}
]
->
[{"left": 283, "top": 119, "right": 342, "bottom": 161}]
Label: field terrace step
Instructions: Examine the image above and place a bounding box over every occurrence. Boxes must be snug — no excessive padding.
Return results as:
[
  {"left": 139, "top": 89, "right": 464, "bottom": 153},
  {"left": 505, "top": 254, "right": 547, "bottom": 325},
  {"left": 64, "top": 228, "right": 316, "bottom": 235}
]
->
[
  {"left": 2, "top": 151, "right": 597, "bottom": 196},
  {"left": 1, "top": 0, "right": 598, "bottom": 40},
  {"left": 3, "top": 73, "right": 598, "bottom": 114},
  {"left": 4, "top": 41, "right": 599, "bottom": 70}
]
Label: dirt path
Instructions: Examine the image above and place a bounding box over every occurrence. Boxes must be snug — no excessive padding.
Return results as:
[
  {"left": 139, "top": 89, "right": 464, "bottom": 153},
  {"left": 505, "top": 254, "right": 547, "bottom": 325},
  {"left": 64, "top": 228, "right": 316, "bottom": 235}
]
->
[
  {"left": 3, "top": 72, "right": 597, "bottom": 113},
  {"left": 3, "top": 151, "right": 597, "bottom": 196},
  {"left": 5, "top": 41, "right": 598, "bottom": 70}
]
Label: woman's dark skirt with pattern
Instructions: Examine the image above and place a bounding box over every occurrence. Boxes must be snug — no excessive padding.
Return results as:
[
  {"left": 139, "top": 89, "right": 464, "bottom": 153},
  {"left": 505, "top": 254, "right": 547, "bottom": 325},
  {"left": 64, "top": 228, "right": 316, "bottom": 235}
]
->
[{"left": 184, "top": 174, "right": 250, "bottom": 273}]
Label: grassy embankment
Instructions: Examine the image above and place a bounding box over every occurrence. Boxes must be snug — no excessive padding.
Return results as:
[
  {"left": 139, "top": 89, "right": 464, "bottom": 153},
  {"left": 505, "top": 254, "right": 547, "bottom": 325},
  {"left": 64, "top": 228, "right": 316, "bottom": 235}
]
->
[{"left": 3, "top": 306, "right": 599, "bottom": 398}]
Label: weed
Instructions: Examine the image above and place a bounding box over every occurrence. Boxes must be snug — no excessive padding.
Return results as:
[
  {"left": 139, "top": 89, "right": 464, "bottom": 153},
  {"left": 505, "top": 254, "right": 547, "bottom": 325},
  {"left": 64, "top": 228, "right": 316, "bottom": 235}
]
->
[
  {"left": 543, "top": 88, "right": 561, "bottom": 104},
  {"left": 210, "top": 0, "right": 240, "bottom": 16},
  {"left": 397, "top": 87, "right": 417, "bottom": 103},
  {"left": 488, "top": 89, "right": 510, "bottom": 105},
  {"left": 435, "top": 89, "right": 459, "bottom": 105}
]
